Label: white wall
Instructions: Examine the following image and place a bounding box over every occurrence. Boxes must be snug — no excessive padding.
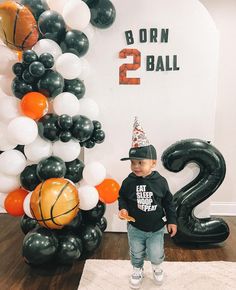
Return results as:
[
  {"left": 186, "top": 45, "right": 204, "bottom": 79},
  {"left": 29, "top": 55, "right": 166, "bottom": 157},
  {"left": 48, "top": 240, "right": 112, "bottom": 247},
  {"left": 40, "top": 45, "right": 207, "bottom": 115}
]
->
[
  {"left": 0, "top": 0, "right": 235, "bottom": 218},
  {"left": 84, "top": 0, "right": 220, "bottom": 231},
  {"left": 200, "top": 0, "right": 236, "bottom": 215}
]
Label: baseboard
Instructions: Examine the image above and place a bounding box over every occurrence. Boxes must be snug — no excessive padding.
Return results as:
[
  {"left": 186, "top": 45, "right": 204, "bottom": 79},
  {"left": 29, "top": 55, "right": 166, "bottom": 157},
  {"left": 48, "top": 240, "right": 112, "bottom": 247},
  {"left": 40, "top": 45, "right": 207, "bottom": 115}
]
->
[
  {"left": 210, "top": 202, "right": 236, "bottom": 216},
  {"left": 0, "top": 207, "right": 6, "bottom": 213}
]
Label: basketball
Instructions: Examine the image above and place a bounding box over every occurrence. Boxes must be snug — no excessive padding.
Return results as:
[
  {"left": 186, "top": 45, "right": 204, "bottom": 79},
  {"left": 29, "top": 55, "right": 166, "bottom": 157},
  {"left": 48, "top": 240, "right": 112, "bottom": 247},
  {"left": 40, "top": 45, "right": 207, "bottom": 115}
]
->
[
  {"left": 30, "top": 178, "right": 79, "bottom": 229},
  {"left": 0, "top": 1, "right": 39, "bottom": 50}
]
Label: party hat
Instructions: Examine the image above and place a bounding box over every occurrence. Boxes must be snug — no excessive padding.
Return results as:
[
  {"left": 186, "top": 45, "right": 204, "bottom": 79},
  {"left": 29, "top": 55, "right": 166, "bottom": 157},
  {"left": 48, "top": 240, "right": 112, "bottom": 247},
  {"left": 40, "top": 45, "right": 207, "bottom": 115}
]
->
[
  {"left": 121, "top": 117, "right": 157, "bottom": 161},
  {"left": 132, "top": 116, "right": 150, "bottom": 148}
]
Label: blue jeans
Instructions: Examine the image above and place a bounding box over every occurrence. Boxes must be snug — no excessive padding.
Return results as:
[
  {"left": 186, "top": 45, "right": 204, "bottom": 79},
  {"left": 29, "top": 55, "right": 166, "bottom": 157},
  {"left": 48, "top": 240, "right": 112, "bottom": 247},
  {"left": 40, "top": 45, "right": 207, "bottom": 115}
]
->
[{"left": 127, "top": 223, "right": 165, "bottom": 268}]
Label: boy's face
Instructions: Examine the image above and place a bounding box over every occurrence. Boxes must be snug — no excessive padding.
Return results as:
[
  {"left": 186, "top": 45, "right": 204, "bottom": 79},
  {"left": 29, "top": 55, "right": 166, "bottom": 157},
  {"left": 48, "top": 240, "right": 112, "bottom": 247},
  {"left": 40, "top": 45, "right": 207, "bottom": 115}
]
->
[{"left": 130, "top": 159, "right": 157, "bottom": 177}]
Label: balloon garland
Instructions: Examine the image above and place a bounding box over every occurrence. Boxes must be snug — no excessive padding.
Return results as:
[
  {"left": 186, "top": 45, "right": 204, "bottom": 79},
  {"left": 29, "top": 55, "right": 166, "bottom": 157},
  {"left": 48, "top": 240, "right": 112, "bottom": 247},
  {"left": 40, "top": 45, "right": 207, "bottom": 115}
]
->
[
  {"left": 0, "top": 0, "right": 117, "bottom": 265},
  {"left": 0, "top": 0, "right": 230, "bottom": 266},
  {"left": 162, "top": 139, "right": 230, "bottom": 244}
]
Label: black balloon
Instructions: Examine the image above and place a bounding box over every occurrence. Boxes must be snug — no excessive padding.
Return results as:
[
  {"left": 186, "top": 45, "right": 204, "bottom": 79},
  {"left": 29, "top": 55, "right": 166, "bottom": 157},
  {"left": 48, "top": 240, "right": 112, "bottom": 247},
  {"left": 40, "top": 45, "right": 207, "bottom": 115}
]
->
[
  {"left": 82, "top": 201, "right": 106, "bottom": 223},
  {"left": 55, "top": 233, "right": 83, "bottom": 264},
  {"left": 92, "top": 120, "right": 102, "bottom": 130},
  {"left": 22, "top": 69, "right": 36, "bottom": 84},
  {"left": 92, "top": 129, "right": 105, "bottom": 143},
  {"left": 23, "top": 50, "right": 38, "bottom": 65},
  {"left": 20, "top": 164, "right": 41, "bottom": 191},
  {"left": 12, "top": 62, "right": 25, "bottom": 76},
  {"left": 96, "top": 216, "right": 107, "bottom": 232},
  {"left": 60, "top": 30, "right": 89, "bottom": 57},
  {"left": 12, "top": 77, "right": 33, "bottom": 99},
  {"left": 65, "top": 159, "right": 84, "bottom": 183},
  {"left": 38, "top": 69, "right": 64, "bottom": 98},
  {"left": 58, "top": 114, "right": 73, "bottom": 130},
  {"left": 59, "top": 131, "right": 72, "bottom": 142},
  {"left": 21, "top": 0, "right": 49, "bottom": 21},
  {"left": 162, "top": 139, "right": 229, "bottom": 244},
  {"left": 22, "top": 227, "right": 58, "bottom": 265},
  {"left": 72, "top": 115, "right": 94, "bottom": 142},
  {"left": 37, "top": 156, "right": 66, "bottom": 181},
  {"left": 84, "top": 139, "right": 95, "bottom": 149},
  {"left": 89, "top": 0, "right": 116, "bottom": 29},
  {"left": 39, "top": 53, "right": 54, "bottom": 69},
  {"left": 80, "top": 224, "right": 102, "bottom": 252},
  {"left": 29, "top": 61, "right": 45, "bottom": 77},
  {"left": 63, "top": 211, "right": 83, "bottom": 234},
  {"left": 14, "top": 145, "right": 25, "bottom": 155},
  {"left": 83, "top": 0, "right": 99, "bottom": 5},
  {"left": 38, "top": 113, "right": 60, "bottom": 142},
  {"left": 38, "top": 10, "right": 66, "bottom": 43},
  {"left": 64, "top": 78, "right": 85, "bottom": 100},
  {"left": 20, "top": 215, "right": 38, "bottom": 235}
]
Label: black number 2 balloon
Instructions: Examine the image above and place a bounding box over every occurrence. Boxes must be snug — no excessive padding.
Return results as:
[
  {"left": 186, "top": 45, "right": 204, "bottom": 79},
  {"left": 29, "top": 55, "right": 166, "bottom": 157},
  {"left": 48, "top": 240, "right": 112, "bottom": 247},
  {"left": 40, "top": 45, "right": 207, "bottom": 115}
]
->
[{"left": 162, "top": 139, "right": 230, "bottom": 244}]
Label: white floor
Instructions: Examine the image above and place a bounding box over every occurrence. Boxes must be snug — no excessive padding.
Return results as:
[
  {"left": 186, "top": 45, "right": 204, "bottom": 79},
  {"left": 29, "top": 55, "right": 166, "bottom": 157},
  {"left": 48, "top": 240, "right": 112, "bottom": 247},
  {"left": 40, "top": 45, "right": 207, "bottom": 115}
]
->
[{"left": 78, "top": 260, "right": 236, "bottom": 290}]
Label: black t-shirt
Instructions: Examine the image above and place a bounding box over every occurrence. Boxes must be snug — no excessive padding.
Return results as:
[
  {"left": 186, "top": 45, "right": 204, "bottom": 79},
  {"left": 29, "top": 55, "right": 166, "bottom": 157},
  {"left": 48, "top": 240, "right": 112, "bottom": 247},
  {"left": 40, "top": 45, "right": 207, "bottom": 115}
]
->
[{"left": 118, "top": 171, "right": 177, "bottom": 232}]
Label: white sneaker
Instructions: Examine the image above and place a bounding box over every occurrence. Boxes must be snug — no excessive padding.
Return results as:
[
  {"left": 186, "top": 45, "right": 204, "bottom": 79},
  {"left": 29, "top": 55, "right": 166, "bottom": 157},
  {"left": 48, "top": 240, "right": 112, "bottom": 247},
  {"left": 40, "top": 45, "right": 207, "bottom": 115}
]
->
[
  {"left": 129, "top": 267, "right": 144, "bottom": 289},
  {"left": 152, "top": 265, "right": 164, "bottom": 285}
]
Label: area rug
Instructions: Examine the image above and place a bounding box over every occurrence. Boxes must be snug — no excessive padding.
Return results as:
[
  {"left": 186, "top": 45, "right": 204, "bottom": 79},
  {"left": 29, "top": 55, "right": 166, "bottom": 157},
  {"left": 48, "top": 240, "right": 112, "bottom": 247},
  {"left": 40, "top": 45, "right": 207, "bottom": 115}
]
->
[{"left": 78, "top": 260, "right": 236, "bottom": 290}]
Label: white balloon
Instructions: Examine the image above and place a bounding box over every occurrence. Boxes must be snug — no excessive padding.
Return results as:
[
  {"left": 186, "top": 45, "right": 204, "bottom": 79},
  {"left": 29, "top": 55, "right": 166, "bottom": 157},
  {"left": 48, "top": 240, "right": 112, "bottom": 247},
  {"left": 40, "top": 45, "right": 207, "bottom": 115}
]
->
[
  {"left": 79, "top": 98, "right": 99, "bottom": 119},
  {"left": 52, "top": 140, "right": 81, "bottom": 162},
  {"left": 7, "top": 117, "right": 38, "bottom": 145},
  {"left": 33, "top": 39, "right": 62, "bottom": 60},
  {"left": 53, "top": 92, "right": 80, "bottom": 116},
  {"left": 0, "top": 45, "right": 18, "bottom": 76},
  {"left": 0, "top": 97, "right": 20, "bottom": 122},
  {"left": 0, "top": 192, "right": 7, "bottom": 208},
  {"left": 78, "top": 179, "right": 88, "bottom": 187},
  {"left": 0, "top": 173, "right": 20, "bottom": 193},
  {"left": 0, "top": 122, "right": 17, "bottom": 151},
  {"left": 78, "top": 185, "right": 99, "bottom": 210},
  {"left": 23, "top": 192, "right": 34, "bottom": 218},
  {"left": 55, "top": 53, "right": 82, "bottom": 79},
  {"left": 0, "top": 75, "right": 13, "bottom": 96},
  {"left": 0, "top": 150, "right": 26, "bottom": 176},
  {"left": 79, "top": 58, "right": 90, "bottom": 80},
  {"left": 24, "top": 136, "right": 53, "bottom": 162},
  {"left": 63, "top": 0, "right": 90, "bottom": 30},
  {"left": 83, "top": 161, "right": 106, "bottom": 186},
  {"left": 47, "top": 0, "right": 68, "bottom": 14}
]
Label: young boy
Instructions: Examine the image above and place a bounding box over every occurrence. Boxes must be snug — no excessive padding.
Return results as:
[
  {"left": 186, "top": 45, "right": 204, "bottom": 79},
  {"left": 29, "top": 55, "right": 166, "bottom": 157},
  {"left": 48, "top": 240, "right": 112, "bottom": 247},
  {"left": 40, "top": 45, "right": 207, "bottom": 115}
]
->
[{"left": 118, "top": 117, "right": 177, "bottom": 289}]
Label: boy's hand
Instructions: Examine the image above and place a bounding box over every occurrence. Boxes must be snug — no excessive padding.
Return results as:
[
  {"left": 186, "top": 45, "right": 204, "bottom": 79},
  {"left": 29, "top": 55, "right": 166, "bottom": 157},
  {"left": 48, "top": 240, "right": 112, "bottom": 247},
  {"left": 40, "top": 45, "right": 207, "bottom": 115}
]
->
[
  {"left": 118, "top": 209, "right": 136, "bottom": 222},
  {"left": 167, "top": 224, "right": 177, "bottom": 237}
]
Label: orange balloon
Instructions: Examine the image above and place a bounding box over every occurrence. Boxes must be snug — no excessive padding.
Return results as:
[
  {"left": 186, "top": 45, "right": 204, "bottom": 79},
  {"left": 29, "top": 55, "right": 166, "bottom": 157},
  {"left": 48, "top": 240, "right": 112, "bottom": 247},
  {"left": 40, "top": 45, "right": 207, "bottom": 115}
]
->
[
  {"left": 16, "top": 50, "right": 23, "bottom": 61},
  {"left": 96, "top": 178, "right": 120, "bottom": 204},
  {"left": 4, "top": 188, "right": 28, "bottom": 216},
  {"left": 20, "top": 92, "right": 48, "bottom": 120}
]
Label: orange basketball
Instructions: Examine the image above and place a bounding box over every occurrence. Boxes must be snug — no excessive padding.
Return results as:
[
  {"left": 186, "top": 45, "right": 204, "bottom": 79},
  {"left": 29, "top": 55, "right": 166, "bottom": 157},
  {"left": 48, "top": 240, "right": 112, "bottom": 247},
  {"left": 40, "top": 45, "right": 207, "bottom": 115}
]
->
[
  {"left": 0, "top": 1, "right": 39, "bottom": 51},
  {"left": 20, "top": 92, "right": 48, "bottom": 120},
  {"left": 30, "top": 178, "right": 79, "bottom": 229}
]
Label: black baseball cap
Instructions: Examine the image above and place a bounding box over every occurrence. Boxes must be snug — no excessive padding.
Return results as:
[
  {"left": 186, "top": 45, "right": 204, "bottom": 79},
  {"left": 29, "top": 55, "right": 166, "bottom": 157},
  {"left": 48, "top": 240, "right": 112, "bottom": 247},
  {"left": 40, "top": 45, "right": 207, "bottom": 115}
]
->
[{"left": 121, "top": 145, "right": 157, "bottom": 161}]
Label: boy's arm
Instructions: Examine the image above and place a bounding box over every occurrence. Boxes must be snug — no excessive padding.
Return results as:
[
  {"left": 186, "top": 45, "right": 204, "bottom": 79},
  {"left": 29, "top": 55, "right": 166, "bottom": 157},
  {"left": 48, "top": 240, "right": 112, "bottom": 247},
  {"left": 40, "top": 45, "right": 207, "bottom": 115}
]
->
[
  {"left": 118, "top": 181, "right": 128, "bottom": 211},
  {"left": 162, "top": 179, "right": 177, "bottom": 225},
  {"left": 118, "top": 181, "right": 136, "bottom": 222}
]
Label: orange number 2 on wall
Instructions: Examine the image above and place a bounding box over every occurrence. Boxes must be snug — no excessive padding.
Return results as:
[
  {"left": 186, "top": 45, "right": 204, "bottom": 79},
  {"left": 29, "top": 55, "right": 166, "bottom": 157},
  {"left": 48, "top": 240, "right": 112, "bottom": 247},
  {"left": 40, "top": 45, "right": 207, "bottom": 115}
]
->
[{"left": 119, "top": 49, "right": 141, "bottom": 85}]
